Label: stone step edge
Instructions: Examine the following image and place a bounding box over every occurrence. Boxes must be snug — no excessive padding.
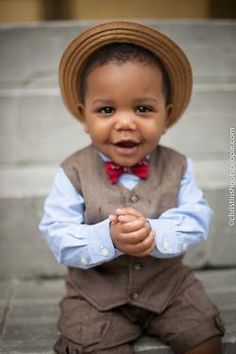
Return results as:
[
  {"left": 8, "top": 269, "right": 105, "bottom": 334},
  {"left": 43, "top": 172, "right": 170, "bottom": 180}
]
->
[
  {"left": 0, "top": 159, "right": 229, "bottom": 198},
  {"left": 1, "top": 18, "right": 236, "bottom": 29},
  {"left": 0, "top": 82, "right": 236, "bottom": 96}
]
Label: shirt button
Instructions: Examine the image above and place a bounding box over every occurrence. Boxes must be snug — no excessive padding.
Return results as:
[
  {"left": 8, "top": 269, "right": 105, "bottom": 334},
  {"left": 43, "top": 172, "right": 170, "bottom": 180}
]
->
[
  {"left": 163, "top": 240, "right": 171, "bottom": 251},
  {"left": 130, "top": 194, "right": 140, "bottom": 203},
  {"left": 80, "top": 257, "right": 88, "bottom": 266},
  {"left": 101, "top": 247, "right": 110, "bottom": 257},
  {"left": 182, "top": 242, "right": 188, "bottom": 252},
  {"left": 134, "top": 263, "right": 142, "bottom": 271},
  {"left": 132, "top": 292, "right": 139, "bottom": 300}
]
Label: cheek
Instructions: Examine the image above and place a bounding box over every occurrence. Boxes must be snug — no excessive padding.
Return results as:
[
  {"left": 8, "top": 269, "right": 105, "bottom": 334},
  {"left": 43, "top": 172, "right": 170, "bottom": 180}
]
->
[
  {"left": 83, "top": 121, "right": 89, "bottom": 133},
  {"left": 142, "top": 120, "right": 165, "bottom": 139},
  {"left": 83, "top": 113, "right": 97, "bottom": 133},
  {"left": 85, "top": 120, "right": 108, "bottom": 141}
]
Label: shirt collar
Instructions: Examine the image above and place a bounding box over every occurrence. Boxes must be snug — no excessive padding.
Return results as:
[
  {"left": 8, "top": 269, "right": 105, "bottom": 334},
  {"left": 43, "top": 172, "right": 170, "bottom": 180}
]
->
[{"left": 97, "top": 151, "right": 150, "bottom": 164}]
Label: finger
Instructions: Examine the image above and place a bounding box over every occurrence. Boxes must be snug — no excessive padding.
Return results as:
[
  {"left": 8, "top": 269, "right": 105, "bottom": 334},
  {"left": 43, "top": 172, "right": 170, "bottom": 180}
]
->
[
  {"left": 126, "top": 229, "right": 155, "bottom": 249},
  {"left": 124, "top": 225, "right": 155, "bottom": 245},
  {"left": 115, "top": 207, "right": 143, "bottom": 218},
  {"left": 117, "top": 214, "right": 138, "bottom": 223},
  {"left": 123, "top": 217, "right": 152, "bottom": 234},
  {"left": 114, "top": 230, "right": 156, "bottom": 256},
  {"left": 118, "top": 218, "right": 147, "bottom": 234},
  {"left": 124, "top": 237, "right": 155, "bottom": 257},
  {"left": 145, "top": 220, "right": 151, "bottom": 231},
  {"left": 108, "top": 214, "right": 118, "bottom": 224},
  {"left": 132, "top": 241, "right": 156, "bottom": 257}
]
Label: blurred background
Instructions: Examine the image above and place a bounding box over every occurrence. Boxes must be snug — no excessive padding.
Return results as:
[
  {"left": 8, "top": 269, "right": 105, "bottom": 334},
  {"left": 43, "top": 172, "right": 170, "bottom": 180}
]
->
[
  {"left": 0, "top": 0, "right": 235, "bottom": 282},
  {"left": 0, "top": 1, "right": 236, "bottom": 352},
  {"left": 0, "top": 0, "right": 235, "bottom": 22}
]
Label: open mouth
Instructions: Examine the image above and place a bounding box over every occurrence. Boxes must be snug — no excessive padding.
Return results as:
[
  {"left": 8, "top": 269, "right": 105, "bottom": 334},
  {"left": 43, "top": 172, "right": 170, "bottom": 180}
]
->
[
  {"left": 112, "top": 140, "right": 141, "bottom": 156},
  {"left": 114, "top": 140, "right": 140, "bottom": 148}
]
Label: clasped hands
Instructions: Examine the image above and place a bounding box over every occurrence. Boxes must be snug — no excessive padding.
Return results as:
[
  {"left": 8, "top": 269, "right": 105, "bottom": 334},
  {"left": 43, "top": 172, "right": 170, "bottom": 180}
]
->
[{"left": 109, "top": 207, "right": 156, "bottom": 257}]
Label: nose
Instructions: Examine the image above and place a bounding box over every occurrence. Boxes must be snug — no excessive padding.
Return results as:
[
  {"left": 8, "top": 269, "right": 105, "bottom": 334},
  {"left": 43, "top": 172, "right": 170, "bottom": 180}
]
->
[{"left": 114, "top": 112, "right": 136, "bottom": 131}]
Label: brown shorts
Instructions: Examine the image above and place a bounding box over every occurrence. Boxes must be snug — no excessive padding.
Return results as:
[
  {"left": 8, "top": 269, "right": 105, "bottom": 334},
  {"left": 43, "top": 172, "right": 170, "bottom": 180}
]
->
[{"left": 54, "top": 279, "right": 224, "bottom": 354}]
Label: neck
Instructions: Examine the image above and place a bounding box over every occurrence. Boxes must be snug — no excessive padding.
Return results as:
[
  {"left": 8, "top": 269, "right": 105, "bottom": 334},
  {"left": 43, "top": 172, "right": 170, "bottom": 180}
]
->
[{"left": 97, "top": 151, "right": 150, "bottom": 165}]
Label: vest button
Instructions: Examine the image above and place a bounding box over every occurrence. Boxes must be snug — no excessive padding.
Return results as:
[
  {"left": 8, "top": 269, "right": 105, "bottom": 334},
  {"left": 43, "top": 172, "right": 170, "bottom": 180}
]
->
[
  {"left": 130, "top": 194, "right": 140, "bottom": 203},
  {"left": 132, "top": 292, "right": 139, "bottom": 300},
  {"left": 134, "top": 263, "right": 142, "bottom": 271}
]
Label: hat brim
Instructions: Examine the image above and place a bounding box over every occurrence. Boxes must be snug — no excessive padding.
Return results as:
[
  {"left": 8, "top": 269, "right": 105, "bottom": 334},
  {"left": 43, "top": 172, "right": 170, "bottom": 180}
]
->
[{"left": 59, "top": 21, "right": 192, "bottom": 127}]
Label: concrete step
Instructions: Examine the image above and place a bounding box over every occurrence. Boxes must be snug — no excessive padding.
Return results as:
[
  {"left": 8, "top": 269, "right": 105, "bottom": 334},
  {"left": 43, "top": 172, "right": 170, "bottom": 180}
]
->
[
  {"left": 0, "top": 88, "right": 235, "bottom": 165},
  {"left": 1, "top": 20, "right": 235, "bottom": 164},
  {"left": 0, "top": 20, "right": 235, "bottom": 275},
  {"left": 0, "top": 270, "right": 235, "bottom": 353},
  {"left": 0, "top": 171, "right": 235, "bottom": 279},
  {"left": 1, "top": 20, "right": 235, "bottom": 86},
  {"left": 0, "top": 20, "right": 235, "bottom": 164}
]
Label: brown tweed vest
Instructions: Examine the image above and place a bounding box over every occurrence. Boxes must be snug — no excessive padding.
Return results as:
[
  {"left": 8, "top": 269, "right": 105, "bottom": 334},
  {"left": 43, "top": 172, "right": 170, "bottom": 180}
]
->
[{"left": 61, "top": 144, "right": 190, "bottom": 312}]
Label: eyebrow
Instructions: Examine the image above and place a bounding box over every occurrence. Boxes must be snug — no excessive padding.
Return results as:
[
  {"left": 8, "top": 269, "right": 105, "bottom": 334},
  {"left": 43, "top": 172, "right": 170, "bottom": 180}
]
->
[
  {"left": 91, "top": 98, "right": 158, "bottom": 105},
  {"left": 134, "top": 98, "right": 158, "bottom": 104},
  {"left": 91, "top": 99, "right": 114, "bottom": 105}
]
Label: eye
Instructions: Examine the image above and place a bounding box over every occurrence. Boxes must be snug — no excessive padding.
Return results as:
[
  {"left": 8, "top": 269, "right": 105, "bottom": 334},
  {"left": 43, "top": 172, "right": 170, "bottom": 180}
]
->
[
  {"left": 136, "top": 106, "right": 152, "bottom": 113},
  {"left": 99, "top": 106, "right": 114, "bottom": 114}
]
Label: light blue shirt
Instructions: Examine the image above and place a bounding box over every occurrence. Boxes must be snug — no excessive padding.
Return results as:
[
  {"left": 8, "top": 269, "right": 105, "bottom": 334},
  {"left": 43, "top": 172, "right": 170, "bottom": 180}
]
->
[{"left": 39, "top": 156, "right": 213, "bottom": 269}]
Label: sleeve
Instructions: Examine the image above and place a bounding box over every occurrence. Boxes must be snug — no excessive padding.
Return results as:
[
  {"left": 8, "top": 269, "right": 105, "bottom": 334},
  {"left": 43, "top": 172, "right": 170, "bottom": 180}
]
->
[
  {"left": 39, "top": 168, "right": 122, "bottom": 269},
  {"left": 148, "top": 158, "right": 213, "bottom": 258}
]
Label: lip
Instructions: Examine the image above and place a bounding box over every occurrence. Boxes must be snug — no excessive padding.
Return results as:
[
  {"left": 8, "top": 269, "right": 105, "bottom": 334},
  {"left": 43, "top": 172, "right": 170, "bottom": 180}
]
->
[
  {"left": 112, "top": 139, "right": 141, "bottom": 156},
  {"left": 113, "top": 139, "right": 140, "bottom": 147}
]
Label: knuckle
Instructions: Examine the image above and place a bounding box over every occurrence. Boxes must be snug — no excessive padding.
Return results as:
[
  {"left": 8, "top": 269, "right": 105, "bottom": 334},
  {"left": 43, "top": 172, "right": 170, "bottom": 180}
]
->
[{"left": 140, "top": 217, "right": 146, "bottom": 226}]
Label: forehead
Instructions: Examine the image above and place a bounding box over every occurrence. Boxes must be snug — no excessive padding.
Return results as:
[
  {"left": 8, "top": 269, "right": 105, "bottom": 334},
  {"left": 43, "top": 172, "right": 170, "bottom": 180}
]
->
[
  {"left": 85, "top": 61, "right": 164, "bottom": 99},
  {"left": 87, "top": 59, "right": 163, "bottom": 78}
]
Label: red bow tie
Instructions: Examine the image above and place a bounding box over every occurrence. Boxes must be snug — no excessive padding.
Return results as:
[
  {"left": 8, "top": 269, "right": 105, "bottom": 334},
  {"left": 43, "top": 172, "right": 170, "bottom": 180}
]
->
[{"left": 104, "top": 159, "right": 149, "bottom": 184}]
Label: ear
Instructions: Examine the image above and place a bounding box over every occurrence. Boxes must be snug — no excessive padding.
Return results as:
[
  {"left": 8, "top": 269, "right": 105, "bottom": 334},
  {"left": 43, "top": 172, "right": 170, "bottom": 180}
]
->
[
  {"left": 78, "top": 104, "right": 89, "bottom": 133},
  {"left": 162, "top": 104, "right": 173, "bottom": 134}
]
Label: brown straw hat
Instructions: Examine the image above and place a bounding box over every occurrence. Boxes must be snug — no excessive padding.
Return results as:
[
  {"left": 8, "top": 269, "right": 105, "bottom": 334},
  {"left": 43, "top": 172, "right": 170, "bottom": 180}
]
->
[{"left": 59, "top": 21, "right": 192, "bottom": 127}]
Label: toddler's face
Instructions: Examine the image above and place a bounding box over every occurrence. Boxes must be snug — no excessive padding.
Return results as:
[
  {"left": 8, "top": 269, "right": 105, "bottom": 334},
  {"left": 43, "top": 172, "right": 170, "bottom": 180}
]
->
[{"left": 79, "top": 61, "right": 172, "bottom": 167}]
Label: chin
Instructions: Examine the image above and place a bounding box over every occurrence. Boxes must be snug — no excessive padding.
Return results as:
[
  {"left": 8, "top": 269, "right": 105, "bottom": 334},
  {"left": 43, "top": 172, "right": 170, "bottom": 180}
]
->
[{"left": 114, "top": 156, "right": 142, "bottom": 167}]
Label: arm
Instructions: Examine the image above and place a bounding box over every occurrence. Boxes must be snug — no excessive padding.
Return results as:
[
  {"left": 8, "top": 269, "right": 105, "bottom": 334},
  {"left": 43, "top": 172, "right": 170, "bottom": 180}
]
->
[
  {"left": 39, "top": 168, "right": 121, "bottom": 269},
  {"left": 111, "top": 158, "right": 213, "bottom": 259},
  {"left": 149, "top": 158, "right": 213, "bottom": 258}
]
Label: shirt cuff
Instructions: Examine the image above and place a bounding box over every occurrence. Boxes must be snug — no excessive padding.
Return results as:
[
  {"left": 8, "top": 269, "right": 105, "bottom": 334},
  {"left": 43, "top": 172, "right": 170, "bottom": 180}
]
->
[
  {"left": 148, "top": 218, "right": 184, "bottom": 258},
  {"left": 81, "top": 219, "right": 122, "bottom": 267}
]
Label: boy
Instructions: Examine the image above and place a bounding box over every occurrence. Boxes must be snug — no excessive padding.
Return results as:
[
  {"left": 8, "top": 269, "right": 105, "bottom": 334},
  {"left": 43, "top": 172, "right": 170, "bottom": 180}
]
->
[{"left": 40, "top": 21, "right": 224, "bottom": 353}]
